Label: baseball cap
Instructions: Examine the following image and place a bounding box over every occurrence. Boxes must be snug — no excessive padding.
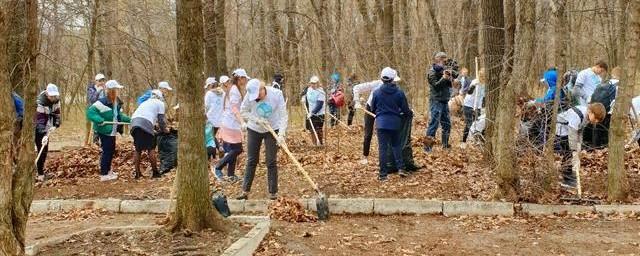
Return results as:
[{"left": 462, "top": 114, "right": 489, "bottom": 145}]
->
[
  {"left": 105, "top": 80, "right": 124, "bottom": 89},
  {"left": 246, "top": 79, "right": 261, "bottom": 101},
  {"left": 204, "top": 77, "right": 217, "bottom": 88},
  {"left": 309, "top": 76, "right": 320, "bottom": 84},
  {"left": 434, "top": 52, "right": 447, "bottom": 59},
  {"left": 380, "top": 67, "right": 397, "bottom": 81},
  {"left": 95, "top": 73, "right": 106, "bottom": 81},
  {"left": 232, "top": 68, "right": 250, "bottom": 78},
  {"left": 158, "top": 81, "right": 173, "bottom": 91},
  {"left": 219, "top": 75, "right": 230, "bottom": 84},
  {"left": 46, "top": 83, "right": 60, "bottom": 97}
]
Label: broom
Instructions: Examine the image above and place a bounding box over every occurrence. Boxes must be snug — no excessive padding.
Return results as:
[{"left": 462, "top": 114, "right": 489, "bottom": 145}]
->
[{"left": 260, "top": 122, "right": 330, "bottom": 220}]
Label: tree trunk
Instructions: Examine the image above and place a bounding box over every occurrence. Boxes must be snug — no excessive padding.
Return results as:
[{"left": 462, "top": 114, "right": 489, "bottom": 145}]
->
[
  {"left": 97, "top": 0, "right": 116, "bottom": 77},
  {"left": 381, "top": 0, "right": 394, "bottom": 65},
  {"left": 203, "top": 0, "right": 217, "bottom": 77},
  {"left": 5, "top": 0, "right": 26, "bottom": 92},
  {"left": 170, "top": 0, "right": 230, "bottom": 233},
  {"left": 284, "top": 0, "right": 299, "bottom": 102},
  {"left": 459, "top": 0, "right": 479, "bottom": 71},
  {"left": 607, "top": 0, "right": 638, "bottom": 202},
  {"left": 426, "top": 0, "right": 445, "bottom": 52},
  {"left": 268, "top": 0, "right": 283, "bottom": 73},
  {"left": 480, "top": 0, "right": 504, "bottom": 158},
  {"left": 356, "top": 0, "right": 379, "bottom": 74},
  {"left": 215, "top": 0, "right": 227, "bottom": 76},
  {"left": 1, "top": 0, "right": 38, "bottom": 254}
]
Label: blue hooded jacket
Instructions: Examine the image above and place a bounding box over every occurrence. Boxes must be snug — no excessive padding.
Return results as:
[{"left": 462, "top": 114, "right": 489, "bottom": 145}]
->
[
  {"left": 370, "top": 81, "right": 413, "bottom": 130},
  {"left": 538, "top": 69, "right": 566, "bottom": 103},
  {"left": 12, "top": 92, "right": 24, "bottom": 120}
]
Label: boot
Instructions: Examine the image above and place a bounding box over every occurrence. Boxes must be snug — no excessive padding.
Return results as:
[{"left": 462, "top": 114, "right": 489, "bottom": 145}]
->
[
  {"left": 133, "top": 169, "right": 142, "bottom": 179},
  {"left": 151, "top": 168, "right": 162, "bottom": 178},
  {"left": 442, "top": 132, "right": 451, "bottom": 149}
]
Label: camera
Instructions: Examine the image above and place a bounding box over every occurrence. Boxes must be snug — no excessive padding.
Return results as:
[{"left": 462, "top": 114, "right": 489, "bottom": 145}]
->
[{"left": 444, "top": 58, "right": 460, "bottom": 79}]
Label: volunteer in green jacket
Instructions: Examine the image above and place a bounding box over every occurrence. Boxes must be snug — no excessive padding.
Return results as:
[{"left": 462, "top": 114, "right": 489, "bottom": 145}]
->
[{"left": 87, "top": 80, "right": 131, "bottom": 182}]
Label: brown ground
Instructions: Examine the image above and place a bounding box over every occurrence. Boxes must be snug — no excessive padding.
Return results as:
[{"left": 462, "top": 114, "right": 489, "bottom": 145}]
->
[
  {"left": 255, "top": 214, "right": 640, "bottom": 256},
  {"left": 35, "top": 112, "right": 640, "bottom": 203},
  {"left": 28, "top": 211, "right": 250, "bottom": 255}
]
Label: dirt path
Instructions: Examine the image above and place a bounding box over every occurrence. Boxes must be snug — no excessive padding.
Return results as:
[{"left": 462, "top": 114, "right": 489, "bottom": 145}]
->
[{"left": 256, "top": 215, "right": 640, "bottom": 255}]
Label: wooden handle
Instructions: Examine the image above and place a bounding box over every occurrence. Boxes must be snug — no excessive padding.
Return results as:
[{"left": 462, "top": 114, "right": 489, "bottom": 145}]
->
[
  {"left": 262, "top": 123, "right": 321, "bottom": 192},
  {"left": 327, "top": 112, "right": 352, "bottom": 130},
  {"left": 302, "top": 104, "right": 321, "bottom": 145},
  {"left": 357, "top": 105, "right": 376, "bottom": 118}
]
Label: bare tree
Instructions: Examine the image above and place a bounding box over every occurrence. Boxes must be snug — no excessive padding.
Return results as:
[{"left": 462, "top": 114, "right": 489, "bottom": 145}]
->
[
  {"left": 203, "top": 0, "right": 218, "bottom": 76},
  {"left": 426, "top": 0, "right": 445, "bottom": 52},
  {"left": 170, "top": 0, "right": 230, "bottom": 232}
]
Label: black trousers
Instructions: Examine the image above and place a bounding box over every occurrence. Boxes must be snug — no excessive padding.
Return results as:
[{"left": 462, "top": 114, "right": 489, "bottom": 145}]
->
[
  {"left": 363, "top": 104, "right": 375, "bottom": 156},
  {"left": 242, "top": 129, "right": 279, "bottom": 194},
  {"left": 555, "top": 135, "right": 576, "bottom": 186},
  {"left": 347, "top": 104, "right": 356, "bottom": 126},
  {"left": 35, "top": 132, "right": 48, "bottom": 175}
]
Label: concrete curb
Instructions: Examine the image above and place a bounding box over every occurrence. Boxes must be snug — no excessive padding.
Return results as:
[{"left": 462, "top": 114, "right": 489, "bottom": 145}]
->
[
  {"left": 26, "top": 219, "right": 270, "bottom": 256},
  {"left": 30, "top": 198, "right": 640, "bottom": 217}
]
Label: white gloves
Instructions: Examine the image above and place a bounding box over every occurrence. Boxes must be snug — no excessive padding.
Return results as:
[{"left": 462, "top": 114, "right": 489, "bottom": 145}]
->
[
  {"left": 48, "top": 127, "right": 56, "bottom": 133},
  {"left": 354, "top": 101, "right": 362, "bottom": 109},
  {"left": 41, "top": 135, "right": 49, "bottom": 145},
  {"left": 276, "top": 131, "right": 286, "bottom": 145},
  {"left": 254, "top": 118, "right": 270, "bottom": 128},
  {"left": 300, "top": 97, "right": 306, "bottom": 104},
  {"left": 241, "top": 122, "right": 248, "bottom": 132}
]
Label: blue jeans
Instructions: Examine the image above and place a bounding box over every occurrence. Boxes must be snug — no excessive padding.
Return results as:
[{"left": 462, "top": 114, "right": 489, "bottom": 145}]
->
[
  {"left": 98, "top": 134, "right": 116, "bottom": 175},
  {"left": 215, "top": 142, "right": 243, "bottom": 177},
  {"left": 426, "top": 101, "right": 451, "bottom": 147},
  {"left": 377, "top": 128, "right": 404, "bottom": 178}
]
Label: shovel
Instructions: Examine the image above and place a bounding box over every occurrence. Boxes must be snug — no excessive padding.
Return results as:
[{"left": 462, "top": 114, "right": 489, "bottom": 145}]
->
[{"left": 260, "top": 122, "right": 330, "bottom": 220}]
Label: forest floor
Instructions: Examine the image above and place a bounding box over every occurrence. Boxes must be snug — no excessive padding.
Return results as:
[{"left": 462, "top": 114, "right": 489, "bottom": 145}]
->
[
  {"left": 34, "top": 111, "right": 640, "bottom": 204},
  {"left": 27, "top": 210, "right": 250, "bottom": 255},
  {"left": 255, "top": 214, "right": 640, "bottom": 256}
]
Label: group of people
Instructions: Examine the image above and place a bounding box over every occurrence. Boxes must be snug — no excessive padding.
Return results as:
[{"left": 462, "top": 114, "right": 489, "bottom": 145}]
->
[{"left": 9, "top": 49, "right": 640, "bottom": 196}]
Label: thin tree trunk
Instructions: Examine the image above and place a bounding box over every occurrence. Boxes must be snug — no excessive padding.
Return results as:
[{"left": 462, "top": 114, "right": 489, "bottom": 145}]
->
[
  {"left": 382, "top": 0, "right": 394, "bottom": 65},
  {"left": 426, "top": 0, "right": 445, "bottom": 52},
  {"left": 215, "top": 0, "right": 227, "bottom": 75},
  {"left": 97, "top": 0, "right": 116, "bottom": 77},
  {"left": 607, "top": 0, "right": 638, "bottom": 202},
  {"left": 170, "top": 0, "right": 230, "bottom": 233},
  {"left": 203, "top": 0, "right": 217, "bottom": 76}
]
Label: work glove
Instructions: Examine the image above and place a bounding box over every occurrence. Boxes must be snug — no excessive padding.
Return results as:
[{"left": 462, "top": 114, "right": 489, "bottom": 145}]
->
[
  {"left": 276, "top": 133, "right": 286, "bottom": 146},
  {"left": 354, "top": 101, "right": 362, "bottom": 109},
  {"left": 254, "top": 118, "right": 270, "bottom": 128},
  {"left": 241, "top": 122, "right": 248, "bottom": 132},
  {"left": 41, "top": 135, "right": 49, "bottom": 145},
  {"left": 48, "top": 127, "right": 56, "bottom": 133},
  {"left": 300, "top": 97, "right": 306, "bottom": 104}
]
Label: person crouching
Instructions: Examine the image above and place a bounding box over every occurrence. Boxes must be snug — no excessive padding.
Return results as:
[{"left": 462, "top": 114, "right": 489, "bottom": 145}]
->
[
  {"left": 130, "top": 89, "right": 168, "bottom": 179},
  {"left": 370, "top": 67, "right": 413, "bottom": 182}
]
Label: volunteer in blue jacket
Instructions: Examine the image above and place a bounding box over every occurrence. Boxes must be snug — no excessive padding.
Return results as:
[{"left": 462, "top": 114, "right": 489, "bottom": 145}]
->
[{"left": 370, "top": 67, "right": 413, "bottom": 181}]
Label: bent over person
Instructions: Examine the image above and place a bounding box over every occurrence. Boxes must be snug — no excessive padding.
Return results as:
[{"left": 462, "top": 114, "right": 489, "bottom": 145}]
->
[
  {"left": 130, "top": 89, "right": 168, "bottom": 179},
  {"left": 236, "top": 79, "right": 288, "bottom": 200}
]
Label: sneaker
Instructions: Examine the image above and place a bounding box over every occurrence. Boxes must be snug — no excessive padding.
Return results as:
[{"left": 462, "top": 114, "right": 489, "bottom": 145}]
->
[
  {"left": 227, "top": 175, "right": 240, "bottom": 183},
  {"left": 109, "top": 171, "right": 119, "bottom": 176},
  {"left": 460, "top": 143, "right": 467, "bottom": 149},
  {"left": 213, "top": 169, "right": 224, "bottom": 182},
  {"left": 36, "top": 174, "right": 46, "bottom": 182},
  {"left": 398, "top": 170, "right": 409, "bottom": 177},
  {"left": 235, "top": 192, "right": 248, "bottom": 200},
  {"left": 269, "top": 193, "right": 278, "bottom": 200},
  {"left": 358, "top": 157, "right": 369, "bottom": 165},
  {"left": 151, "top": 170, "right": 162, "bottom": 179},
  {"left": 423, "top": 146, "right": 432, "bottom": 153},
  {"left": 100, "top": 173, "right": 118, "bottom": 182},
  {"left": 132, "top": 171, "right": 141, "bottom": 179},
  {"left": 378, "top": 176, "right": 388, "bottom": 182},
  {"left": 559, "top": 182, "right": 577, "bottom": 190}
]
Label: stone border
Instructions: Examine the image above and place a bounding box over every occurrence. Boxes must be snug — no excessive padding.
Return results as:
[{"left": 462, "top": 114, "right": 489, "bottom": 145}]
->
[
  {"left": 26, "top": 216, "right": 270, "bottom": 256},
  {"left": 30, "top": 198, "right": 640, "bottom": 217}
]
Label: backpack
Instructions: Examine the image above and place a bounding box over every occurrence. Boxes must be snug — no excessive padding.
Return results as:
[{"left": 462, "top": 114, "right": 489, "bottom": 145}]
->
[
  {"left": 330, "top": 89, "right": 345, "bottom": 107},
  {"left": 137, "top": 90, "right": 152, "bottom": 105},
  {"left": 560, "top": 70, "right": 580, "bottom": 108},
  {"left": 590, "top": 81, "right": 617, "bottom": 112}
]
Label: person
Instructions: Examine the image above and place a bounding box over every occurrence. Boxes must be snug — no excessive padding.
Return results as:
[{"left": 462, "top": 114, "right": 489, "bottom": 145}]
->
[
  {"left": 585, "top": 66, "right": 621, "bottom": 149},
  {"left": 12, "top": 92, "right": 24, "bottom": 164},
  {"left": 303, "top": 76, "right": 326, "bottom": 146},
  {"left": 214, "top": 72, "right": 246, "bottom": 182},
  {"left": 130, "top": 89, "right": 168, "bottom": 179},
  {"left": 138, "top": 81, "right": 173, "bottom": 105},
  {"left": 352, "top": 76, "right": 401, "bottom": 164},
  {"left": 370, "top": 67, "right": 413, "bottom": 181},
  {"left": 425, "top": 51, "right": 456, "bottom": 152},
  {"left": 205, "top": 122, "right": 217, "bottom": 175},
  {"left": 457, "top": 67, "right": 473, "bottom": 95},
  {"left": 34, "top": 84, "right": 61, "bottom": 182},
  {"left": 555, "top": 103, "right": 606, "bottom": 189},
  {"left": 236, "top": 79, "right": 288, "bottom": 200},
  {"left": 204, "top": 76, "right": 224, "bottom": 155},
  {"left": 87, "top": 80, "right": 131, "bottom": 182},
  {"left": 631, "top": 94, "right": 640, "bottom": 147},
  {"left": 272, "top": 73, "right": 284, "bottom": 91},
  {"left": 345, "top": 73, "right": 359, "bottom": 126},
  {"left": 461, "top": 69, "right": 486, "bottom": 148},
  {"left": 573, "top": 60, "right": 608, "bottom": 106},
  {"left": 86, "top": 73, "right": 107, "bottom": 145},
  {"left": 328, "top": 72, "right": 342, "bottom": 127}
]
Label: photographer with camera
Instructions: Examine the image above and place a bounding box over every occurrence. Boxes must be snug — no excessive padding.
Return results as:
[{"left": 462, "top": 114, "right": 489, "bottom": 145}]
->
[{"left": 425, "top": 52, "right": 457, "bottom": 152}]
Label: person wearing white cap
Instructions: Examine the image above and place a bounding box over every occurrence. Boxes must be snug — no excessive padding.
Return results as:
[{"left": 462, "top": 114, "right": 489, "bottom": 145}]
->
[
  {"left": 352, "top": 73, "right": 401, "bottom": 165},
  {"left": 34, "top": 83, "right": 62, "bottom": 182},
  {"left": 130, "top": 90, "right": 168, "bottom": 179},
  {"left": 158, "top": 81, "right": 173, "bottom": 98},
  {"left": 301, "top": 75, "right": 326, "bottom": 146},
  {"left": 87, "top": 80, "right": 131, "bottom": 182},
  {"left": 214, "top": 74, "right": 244, "bottom": 183},
  {"left": 369, "top": 67, "right": 413, "bottom": 181},
  {"left": 236, "top": 79, "right": 288, "bottom": 200},
  {"left": 231, "top": 68, "right": 250, "bottom": 96},
  {"left": 86, "top": 73, "right": 108, "bottom": 145},
  {"left": 203, "top": 77, "right": 223, "bottom": 158}
]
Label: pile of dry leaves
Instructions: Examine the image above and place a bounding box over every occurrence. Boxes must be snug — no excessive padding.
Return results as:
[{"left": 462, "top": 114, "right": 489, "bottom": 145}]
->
[{"left": 268, "top": 197, "right": 317, "bottom": 223}]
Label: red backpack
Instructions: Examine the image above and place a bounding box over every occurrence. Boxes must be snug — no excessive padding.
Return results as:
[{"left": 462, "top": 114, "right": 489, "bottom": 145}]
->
[{"left": 331, "top": 90, "right": 345, "bottom": 108}]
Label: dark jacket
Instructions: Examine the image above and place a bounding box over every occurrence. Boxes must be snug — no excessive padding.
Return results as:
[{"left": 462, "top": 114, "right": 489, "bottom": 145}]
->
[
  {"left": 370, "top": 82, "right": 413, "bottom": 130},
  {"left": 87, "top": 82, "right": 103, "bottom": 106},
  {"left": 428, "top": 64, "right": 453, "bottom": 103},
  {"left": 590, "top": 80, "right": 618, "bottom": 113},
  {"left": 35, "top": 91, "right": 61, "bottom": 134}
]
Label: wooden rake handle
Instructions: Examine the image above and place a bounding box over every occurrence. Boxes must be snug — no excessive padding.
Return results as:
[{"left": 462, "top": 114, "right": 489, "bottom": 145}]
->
[
  {"left": 357, "top": 105, "right": 376, "bottom": 118},
  {"left": 327, "top": 112, "right": 352, "bottom": 130},
  {"left": 261, "top": 123, "right": 321, "bottom": 193}
]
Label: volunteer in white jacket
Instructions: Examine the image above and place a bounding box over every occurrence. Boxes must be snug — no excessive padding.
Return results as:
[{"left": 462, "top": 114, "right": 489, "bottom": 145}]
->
[
  {"left": 130, "top": 90, "right": 168, "bottom": 179},
  {"left": 237, "top": 79, "right": 288, "bottom": 201},
  {"left": 204, "top": 77, "right": 224, "bottom": 153},
  {"left": 460, "top": 69, "right": 486, "bottom": 148},
  {"left": 352, "top": 76, "right": 400, "bottom": 164}
]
